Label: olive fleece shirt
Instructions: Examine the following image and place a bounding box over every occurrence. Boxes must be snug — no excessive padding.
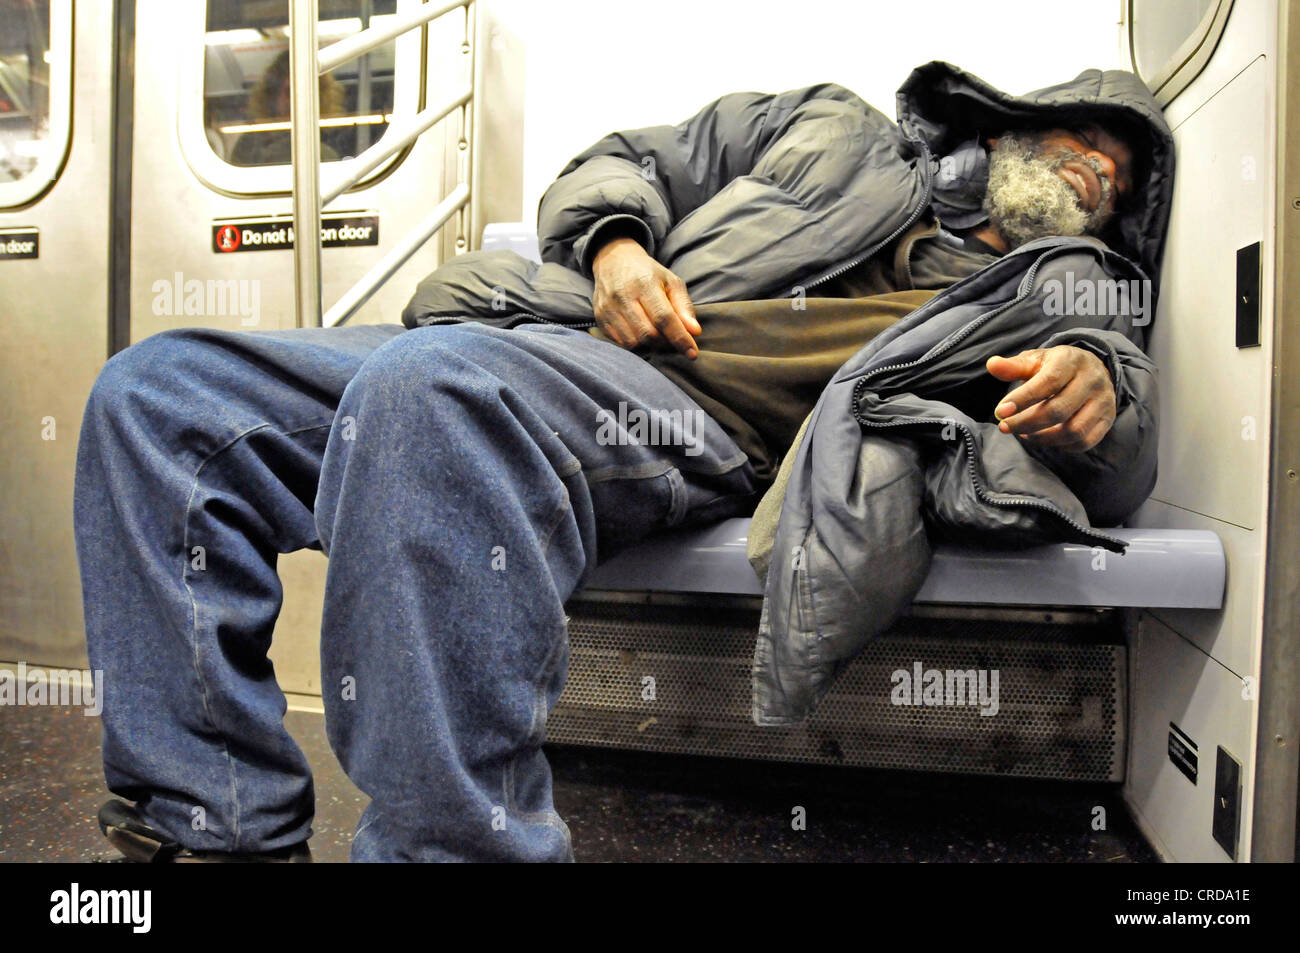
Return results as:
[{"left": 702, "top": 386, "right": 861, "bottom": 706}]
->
[{"left": 591, "top": 214, "right": 1000, "bottom": 484}]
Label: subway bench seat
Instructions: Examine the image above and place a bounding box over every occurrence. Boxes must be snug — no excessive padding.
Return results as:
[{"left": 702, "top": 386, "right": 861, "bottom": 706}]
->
[
  {"left": 479, "top": 224, "right": 1227, "bottom": 780},
  {"left": 557, "top": 522, "right": 1226, "bottom": 783}
]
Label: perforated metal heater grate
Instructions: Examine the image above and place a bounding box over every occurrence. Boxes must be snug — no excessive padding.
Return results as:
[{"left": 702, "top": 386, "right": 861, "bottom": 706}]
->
[{"left": 550, "top": 600, "right": 1126, "bottom": 781}]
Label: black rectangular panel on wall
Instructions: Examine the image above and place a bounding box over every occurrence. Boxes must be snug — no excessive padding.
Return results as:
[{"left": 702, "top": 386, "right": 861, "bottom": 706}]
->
[
  {"left": 1213, "top": 746, "right": 1242, "bottom": 861},
  {"left": 1236, "top": 241, "right": 1261, "bottom": 348}
]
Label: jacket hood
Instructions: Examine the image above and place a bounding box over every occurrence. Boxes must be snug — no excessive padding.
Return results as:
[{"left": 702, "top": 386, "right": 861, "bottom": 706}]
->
[{"left": 895, "top": 60, "right": 1175, "bottom": 294}]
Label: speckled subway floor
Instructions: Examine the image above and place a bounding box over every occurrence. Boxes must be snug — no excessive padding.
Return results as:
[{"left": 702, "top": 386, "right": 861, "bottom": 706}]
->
[{"left": 0, "top": 704, "right": 1156, "bottom": 862}]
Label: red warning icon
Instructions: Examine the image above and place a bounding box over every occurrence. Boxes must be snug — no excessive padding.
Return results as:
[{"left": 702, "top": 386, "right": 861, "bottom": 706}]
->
[{"left": 215, "top": 225, "right": 241, "bottom": 252}]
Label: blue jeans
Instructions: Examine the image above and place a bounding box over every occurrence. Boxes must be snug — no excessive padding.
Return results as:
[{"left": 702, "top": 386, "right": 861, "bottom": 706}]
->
[{"left": 74, "top": 321, "right": 757, "bottom": 861}]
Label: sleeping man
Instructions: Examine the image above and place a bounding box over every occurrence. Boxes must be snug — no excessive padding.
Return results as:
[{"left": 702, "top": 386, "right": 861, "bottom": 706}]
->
[{"left": 77, "top": 60, "right": 1171, "bottom": 862}]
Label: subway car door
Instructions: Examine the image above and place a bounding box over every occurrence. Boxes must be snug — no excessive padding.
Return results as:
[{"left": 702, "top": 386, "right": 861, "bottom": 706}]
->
[
  {"left": 126, "top": 0, "right": 520, "bottom": 696},
  {"left": 1123, "top": 0, "right": 1300, "bottom": 862},
  {"left": 0, "top": 0, "right": 112, "bottom": 669}
]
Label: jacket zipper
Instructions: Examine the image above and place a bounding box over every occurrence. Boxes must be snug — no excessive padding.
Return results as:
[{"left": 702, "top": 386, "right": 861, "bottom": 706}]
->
[
  {"left": 858, "top": 416, "right": 1126, "bottom": 550},
  {"left": 848, "top": 251, "right": 1129, "bottom": 552},
  {"left": 782, "top": 139, "right": 935, "bottom": 297},
  {"left": 849, "top": 253, "right": 1050, "bottom": 399},
  {"left": 515, "top": 311, "right": 597, "bottom": 329},
  {"left": 418, "top": 311, "right": 596, "bottom": 330}
]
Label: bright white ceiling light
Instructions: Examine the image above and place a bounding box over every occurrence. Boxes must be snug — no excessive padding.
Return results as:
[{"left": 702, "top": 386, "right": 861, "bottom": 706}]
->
[{"left": 219, "top": 114, "right": 393, "bottom": 134}]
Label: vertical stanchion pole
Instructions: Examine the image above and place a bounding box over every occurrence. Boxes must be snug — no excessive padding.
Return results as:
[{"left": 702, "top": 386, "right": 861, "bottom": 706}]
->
[
  {"left": 458, "top": 0, "right": 476, "bottom": 255},
  {"left": 289, "top": 0, "right": 322, "bottom": 327}
]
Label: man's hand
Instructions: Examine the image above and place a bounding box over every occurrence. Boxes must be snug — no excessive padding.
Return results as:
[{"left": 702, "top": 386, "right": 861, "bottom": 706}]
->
[
  {"left": 591, "top": 238, "right": 701, "bottom": 358},
  {"left": 985, "top": 345, "right": 1116, "bottom": 452}
]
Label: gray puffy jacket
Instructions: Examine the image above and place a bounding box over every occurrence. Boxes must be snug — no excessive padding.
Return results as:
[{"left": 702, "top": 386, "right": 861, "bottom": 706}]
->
[{"left": 401, "top": 61, "right": 1175, "bottom": 725}]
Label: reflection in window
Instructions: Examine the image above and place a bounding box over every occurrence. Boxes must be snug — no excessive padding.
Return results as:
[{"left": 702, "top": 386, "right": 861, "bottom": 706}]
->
[
  {"left": 0, "top": 0, "right": 51, "bottom": 185},
  {"left": 204, "top": 0, "right": 398, "bottom": 168},
  {"left": 1131, "top": 0, "right": 1216, "bottom": 81}
]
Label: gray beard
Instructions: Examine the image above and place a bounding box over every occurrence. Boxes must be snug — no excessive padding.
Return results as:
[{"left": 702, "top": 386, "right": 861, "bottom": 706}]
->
[{"left": 983, "top": 133, "right": 1114, "bottom": 249}]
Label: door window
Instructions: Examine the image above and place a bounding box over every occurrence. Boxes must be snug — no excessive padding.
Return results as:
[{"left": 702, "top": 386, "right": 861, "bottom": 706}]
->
[{"left": 0, "top": 0, "right": 71, "bottom": 208}]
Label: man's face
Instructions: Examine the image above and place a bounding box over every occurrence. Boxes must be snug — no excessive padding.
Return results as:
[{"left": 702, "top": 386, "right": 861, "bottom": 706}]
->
[{"left": 982, "top": 123, "right": 1135, "bottom": 249}]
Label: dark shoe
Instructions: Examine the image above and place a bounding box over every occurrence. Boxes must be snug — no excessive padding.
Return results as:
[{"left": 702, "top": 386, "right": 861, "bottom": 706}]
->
[{"left": 97, "top": 799, "right": 312, "bottom": 863}]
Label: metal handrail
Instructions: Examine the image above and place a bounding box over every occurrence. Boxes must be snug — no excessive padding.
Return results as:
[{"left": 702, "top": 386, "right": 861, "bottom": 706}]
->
[
  {"left": 318, "top": 0, "right": 467, "bottom": 73},
  {"left": 290, "top": 0, "right": 474, "bottom": 328},
  {"left": 321, "top": 84, "right": 471, "bottom": 207},
  {"left": 324, "top": 182, "right": 470, "bottom": 327}
]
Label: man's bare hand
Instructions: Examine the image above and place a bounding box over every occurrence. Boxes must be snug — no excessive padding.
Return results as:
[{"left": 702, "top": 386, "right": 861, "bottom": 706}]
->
[
  {"left": 985, "top": 345, "right": 1116, "bottom": 452},
  {"left": 591, "top": 238, "right": 700, "bottom": 358}
]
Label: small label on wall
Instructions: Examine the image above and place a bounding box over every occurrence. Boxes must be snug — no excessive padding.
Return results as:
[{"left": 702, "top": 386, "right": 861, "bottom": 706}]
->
[
  {"left": 212, "top": 213, "right": 379, "bottom": 253},
  {"left": 1168, "top": 721, "right": 1198, "bottom": 784},
  {"left": 0, "top": 227, "right": 39, "bottom": 260}
]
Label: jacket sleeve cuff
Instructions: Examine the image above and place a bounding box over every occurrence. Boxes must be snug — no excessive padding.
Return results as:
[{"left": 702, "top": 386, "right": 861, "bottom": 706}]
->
[
  {"left": 1041, "top": 330, "right": 1131, "bottom": 413},
  {"left": 577, "top": 214, "right": 656, "bottom": 278}
]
